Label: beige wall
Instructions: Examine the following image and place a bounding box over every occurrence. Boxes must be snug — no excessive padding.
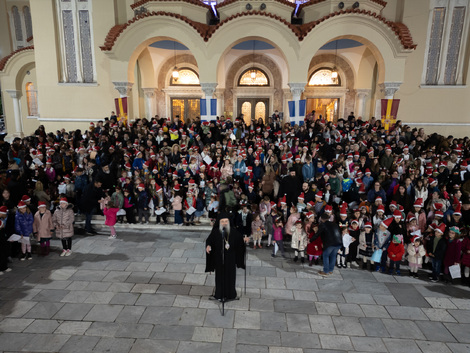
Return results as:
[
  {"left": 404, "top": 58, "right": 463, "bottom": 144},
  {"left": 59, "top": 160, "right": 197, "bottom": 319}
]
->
[{"left": 1, "top": 0, "right": 470, "bottom": 137}]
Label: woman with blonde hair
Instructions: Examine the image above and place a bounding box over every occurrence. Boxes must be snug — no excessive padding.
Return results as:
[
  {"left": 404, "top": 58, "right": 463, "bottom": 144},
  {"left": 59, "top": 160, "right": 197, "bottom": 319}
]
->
[{"left": 34, "top": 181, "right": 51, "bottom": 209}]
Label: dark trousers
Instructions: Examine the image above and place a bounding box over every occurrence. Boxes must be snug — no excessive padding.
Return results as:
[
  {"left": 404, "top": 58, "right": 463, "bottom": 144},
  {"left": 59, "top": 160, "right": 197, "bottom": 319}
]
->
[
  {"left": 389, "top": 260, "right": 401, "bottom": 273},
  {"left": 84, "top": 208, "right": 95, "bottom": 232},
  {"left": 61, "top": 238, "right": 72, "bottom": 250},
  {"left": 272, "top": 240, "right": 285, "bottom": 256},
  {"left": 137, "top": 208, "right": 149, "bottom": 223},
  {"left": 125, "top": 207, "right": 136, "bottom": 224},
  {"left": 431, "top": 258, "right": 442, "bottom": 280}
]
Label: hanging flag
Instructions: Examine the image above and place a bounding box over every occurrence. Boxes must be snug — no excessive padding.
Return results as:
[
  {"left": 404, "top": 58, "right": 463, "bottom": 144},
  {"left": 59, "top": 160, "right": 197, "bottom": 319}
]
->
[
  {"left": 381, "top": 99, "right": 400, "bottom": 131},
  {"left": 114, "top": 97, "right": 128, "bottom": 126}
]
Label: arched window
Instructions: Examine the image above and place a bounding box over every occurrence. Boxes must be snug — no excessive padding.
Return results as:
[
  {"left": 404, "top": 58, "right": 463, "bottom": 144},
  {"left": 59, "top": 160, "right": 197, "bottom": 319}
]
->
[
  {"left": 26, "top": 82, "right": 38, "bottom": 116},
  {"left": 170, "top": 68, "right": 200, "bottom": 85},
  {"left": 238, "top": 68, "right": 269, "bottom": 86},
  {"left": 12, "top": 6, "right": 23, "bottom": 42},
  {"left": 23, "top": 6, "right": 33, "bottom": 40},
  {"left": 308, "top": 68, "right": 341, "bottom": 86}
]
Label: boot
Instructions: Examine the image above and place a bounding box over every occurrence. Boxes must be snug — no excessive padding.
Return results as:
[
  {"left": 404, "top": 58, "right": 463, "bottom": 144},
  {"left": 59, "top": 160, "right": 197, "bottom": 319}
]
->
[
  {"left": 38, "top": 245, "right": 45, "bottom": 257},
  {"left": 362, "top": 261, "right": 367, "bottom": 270},
  {"left": 366, "top": 261, "right": 371, "bottom": 271},
  {"left": 45, "top": 245, "right": 50, "bottom": 256},
  {"left": 314, "top": 258, "right": 319, "bottom": 265},
  {"left": 309, "top": 259, "right": 314, "bottom": 267},
  {"left": 301, "top": 257, "right": 305, "bottom": 264},
  {"left": 293, "top": 256, "right": 298, "bottom": 262}
]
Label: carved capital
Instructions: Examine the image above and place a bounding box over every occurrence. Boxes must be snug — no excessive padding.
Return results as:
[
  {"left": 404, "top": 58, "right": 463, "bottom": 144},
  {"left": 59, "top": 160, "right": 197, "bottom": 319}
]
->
[
  {"left": 5, "top": 89, "right": 22, "bottom": 99},
  {"left": 355, "top": 89, "right": 371, "bottom": 99},
  {"left": 112, "top": 81, "right": 133, "bottom": 97},
  {"left": 378, "top": 82, "right": 401, "bottom": 98},
  {"left": 288, "top": 83, "right": 306, "bottom": 100},
  {"left": 142, "top": 88, "right": 157, "bottom": 98},
  {"left": 200, "top": 82, "right": 218, "bottom": 97}
]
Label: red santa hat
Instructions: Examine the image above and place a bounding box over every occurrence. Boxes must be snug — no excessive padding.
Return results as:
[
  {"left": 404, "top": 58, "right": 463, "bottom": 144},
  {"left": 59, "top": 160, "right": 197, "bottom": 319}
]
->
[
  {"left": 138, "top": 183, "right": 145, "bottom": 189},
  {"left": 270, "top": 201, "right": 277, "bottom": 208},
  {"left": 375, "top": 196, "right": 383, "bottom": 203},
  {"left": 453, "top": 204, "right": 462, "bottom": 216},
  {"left": 364, "top": 222, "right": 372, "bottom": 228},
  {"left": 433, "top": 202, "right": 443, "bottom": 211},
  {"left": 248, "top": 183, "right": 254, "bottom": 189},
  {"left": 298, "top": 192, "right": 305, "bottom": 200},
  {"left": 406, "top": 213, "right": 416, "bottom": 222},
  {"left": 389, "top": 201, "right": 398, "bottom": 209},
  {"left": 17, "top": 201, "right": 27, "bottom": 209},
  {"left": 0, "top": 206, "right": 7, "bottom": 215},
  {"left": 307, "top": 201, "right": 314, "bottom": 208},
  {"left": 340, "top": 204, "right": 348, "bottom": 217},
  {"left": 435, "top": 223, "right": 446, "bottom": 234},
  {"left": 188, "top": 179, "right": 196, "bottom": 185},
  {"left": 182, "top": 160, "right": 188, "bottom": 167},
  {"left": 155, "top": 184, "right": 162, "bottom": 192},
  {"left": 280, "top": 195, "right": 287, "bottom": 205},
  {"left": 306, "top": 212, "right": 314, "bottom": 219},
  {"left": 393, "top": 209, "right": 402, "bottom": 219},
  {"left": 246, "top": 166, "right": 253, "bottom": 173},
  {"left": 315, "top": 191, "right": 323, "bottom": 199},
  {"left": 21, "top": 195, "right": 31, "bottom": 202},
  {"left": 173, "top": 184, "right": 181, "bottom": 192},
  {"left": 38, "top": 201, "right": 47, "bottom": 208},
  {"left": 325, "top": 205, "right": 333, "bottom": 213},
  {"left": 435, "top": 210, "right": 444, "bottom": 218},
  {"left": 413, "top": 198, "right": 423, "bottom": 208},
  {"left": 377, "top": 204, "right": 385, "bottom": 213},
  {"left": 381, "top": 217, "right": 393, "bottom": 229}
]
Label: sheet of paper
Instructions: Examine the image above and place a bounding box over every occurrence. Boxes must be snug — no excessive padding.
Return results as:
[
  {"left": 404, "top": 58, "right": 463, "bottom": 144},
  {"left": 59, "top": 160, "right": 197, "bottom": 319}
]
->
[
  {"left": 342, "top": 234, "right": 353, "bottom": 248},
  {"left": 7, "top": 234, "right": 21, "bottom": 242},
  {"left": 449, "top": 264, "right": 461, "bottom": 279},
  {"left": 155, "top": 207, "right": 166, "bottom": 215},
  {"left": 203, "top": 156, "right": 212, "bottom": 165},
  {"left": 186, "top": 206, "right": 196, "bottom": 215},
  {"left": 32, "top": 158, "right": 43, "bottom": 166}
]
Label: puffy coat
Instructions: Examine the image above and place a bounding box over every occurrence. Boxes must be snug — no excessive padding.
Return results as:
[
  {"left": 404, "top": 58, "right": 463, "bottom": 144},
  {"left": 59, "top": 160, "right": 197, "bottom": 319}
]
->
[
  {"left": 33, "top": 210, "right": 53, "bottom": 241},
  {"left": 387, "top": 242, "right": 405, "bottom": 261},
  {"left": 291, "top": 227, "right": 308, "bottom": 251},
  {"left": 15, "top": 210, "right": 34, "bottom": 237},
  {"left": 407, "top": 244, "right": 426, "bottom": 266},
  {"left": 443, "top": 239, "right": 463, "bottom": 273},
  {"left": 103, "top": 207, "right": 119, "bottom": 226},
  {"left": 461, "top": 236, "right": 470, "bottom": 267},
  {"left": 52, "top": 204, "right": 75, "bottom": 238},
  {"left": 285, "top": 213, "right": 300, "bottom": 235}
]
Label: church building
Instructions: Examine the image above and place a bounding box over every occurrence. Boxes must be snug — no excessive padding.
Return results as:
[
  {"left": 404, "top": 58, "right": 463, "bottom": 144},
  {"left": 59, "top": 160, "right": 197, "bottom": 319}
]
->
[{"left": 0, "top": 0, "right": 469, "bottom": 136}]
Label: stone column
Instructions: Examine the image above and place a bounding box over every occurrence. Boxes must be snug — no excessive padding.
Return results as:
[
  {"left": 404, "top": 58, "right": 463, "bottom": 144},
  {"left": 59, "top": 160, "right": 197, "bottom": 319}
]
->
[
  {"left": 5, "top": 90, "right": 23, "bottom": 137},
  {"left": 379, "top": 82, "right": 401, "bottom": 99},
  {"left": 112, "top": 81, "right": 133, "bottom": 120},
  {"left": 355, "top": 89, "right": 371, "bottom": 119},
  {"left": 142, "top": 88, "right": 157, "bottom": 119},
  {"left": 200, "top": 83, "right": 218, "bottom": 121},
  {"left": 288, "top": 83, "right": 306, "bottom": 125}
]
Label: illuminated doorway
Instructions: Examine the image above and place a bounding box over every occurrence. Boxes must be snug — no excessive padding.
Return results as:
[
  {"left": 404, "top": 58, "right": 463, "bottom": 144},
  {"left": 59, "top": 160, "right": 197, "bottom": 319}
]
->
[
  {"left": 171, "top": 98, "right": 200, "bottom": 123},
  {"left": 237, "top": 98, "right": 268, "bottom": 126},
  {"left": 306, "top": 98, "right": 339, "bottom": 122}
]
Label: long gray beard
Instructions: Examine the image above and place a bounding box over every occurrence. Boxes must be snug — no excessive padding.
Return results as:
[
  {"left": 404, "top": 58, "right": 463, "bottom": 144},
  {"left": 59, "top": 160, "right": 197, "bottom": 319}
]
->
[{"left": 219, "top": 223, "right": 230, "bottom": 236}]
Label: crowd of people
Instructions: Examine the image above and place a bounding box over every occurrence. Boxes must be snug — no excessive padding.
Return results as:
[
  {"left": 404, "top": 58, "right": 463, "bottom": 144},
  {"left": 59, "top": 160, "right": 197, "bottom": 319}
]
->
[{"left": 0, "top": 111, "right": 470, "bottom": 285}]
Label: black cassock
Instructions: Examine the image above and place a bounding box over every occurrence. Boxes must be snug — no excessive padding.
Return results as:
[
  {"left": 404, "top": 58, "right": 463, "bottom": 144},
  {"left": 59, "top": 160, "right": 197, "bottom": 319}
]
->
[{"left": 205, "top": 226, "right": 246, "bottom": 300}]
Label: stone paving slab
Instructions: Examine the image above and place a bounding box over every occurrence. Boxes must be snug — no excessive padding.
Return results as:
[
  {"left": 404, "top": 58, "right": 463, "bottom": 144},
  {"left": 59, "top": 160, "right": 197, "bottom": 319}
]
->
[{"left": 1, "top": 229, "right": 470, "bottom": 353}]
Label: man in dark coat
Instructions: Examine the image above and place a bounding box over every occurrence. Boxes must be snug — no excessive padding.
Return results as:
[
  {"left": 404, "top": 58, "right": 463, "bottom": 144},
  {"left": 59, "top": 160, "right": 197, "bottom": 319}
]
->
[
  {"left": 205, "top": 212, "right": 248, "bottom": 301},
  {"left": 81, "top": 179, "right": 104, "bottom": 234},
  {"left": 310, "top": 213, "right": 342, "bottom": 276},
  {"left": 279, "top": 168, "right": 302, "bottom": 207}
]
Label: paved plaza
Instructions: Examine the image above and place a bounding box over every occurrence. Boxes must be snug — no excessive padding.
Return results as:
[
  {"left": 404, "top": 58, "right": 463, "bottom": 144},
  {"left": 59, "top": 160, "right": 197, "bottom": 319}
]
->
[{"left": 1, "top": 227, "right": 470, "bottom": 353}]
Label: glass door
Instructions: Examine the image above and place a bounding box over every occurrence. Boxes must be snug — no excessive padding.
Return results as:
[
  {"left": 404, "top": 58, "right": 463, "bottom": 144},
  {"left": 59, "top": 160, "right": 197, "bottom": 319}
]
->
[
  {"left": 171, "top": 98, "right": 200, "bottom": 124},
  {"left": 237, "top": 98, "right": 269, "bottom": 126},
  {"left": 306, "top": 98, "right": 339, "bottom": 122}
]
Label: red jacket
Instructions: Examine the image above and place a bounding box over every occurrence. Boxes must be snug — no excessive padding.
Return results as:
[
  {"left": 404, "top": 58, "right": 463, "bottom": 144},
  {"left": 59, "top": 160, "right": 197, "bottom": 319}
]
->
[{"left": 387, "top": 242, "right": 405, "bottom": 261}]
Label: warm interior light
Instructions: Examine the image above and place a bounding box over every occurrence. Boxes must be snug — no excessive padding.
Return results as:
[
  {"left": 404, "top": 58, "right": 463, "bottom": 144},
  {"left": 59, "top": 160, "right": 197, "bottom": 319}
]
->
[
  {"left": 331, "top": 70, "right": 338, "bottom": 79},
  {"left": 250, "top": 70, "right": 256, "bottom": 80},
  {"left": 172, "top": 67, "right": 179, "bottom": 79}
]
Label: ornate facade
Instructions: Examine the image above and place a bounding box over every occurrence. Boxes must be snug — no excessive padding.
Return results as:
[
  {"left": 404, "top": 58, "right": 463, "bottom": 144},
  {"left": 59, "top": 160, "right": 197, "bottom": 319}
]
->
[{"left": 0, "top": 0, "right": 469, "bottom": 136}]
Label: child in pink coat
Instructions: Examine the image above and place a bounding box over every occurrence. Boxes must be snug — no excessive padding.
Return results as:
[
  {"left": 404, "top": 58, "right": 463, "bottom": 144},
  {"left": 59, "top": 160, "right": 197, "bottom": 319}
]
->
[{"left": 103, "top": 201, "right": 120, "bottom": 239}]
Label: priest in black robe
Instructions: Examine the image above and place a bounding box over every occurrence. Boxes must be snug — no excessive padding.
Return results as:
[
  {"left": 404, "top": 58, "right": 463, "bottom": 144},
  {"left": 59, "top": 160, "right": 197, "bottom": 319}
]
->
[{"left": 205, "top": 212, "right": 248, "bottom": 301}]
